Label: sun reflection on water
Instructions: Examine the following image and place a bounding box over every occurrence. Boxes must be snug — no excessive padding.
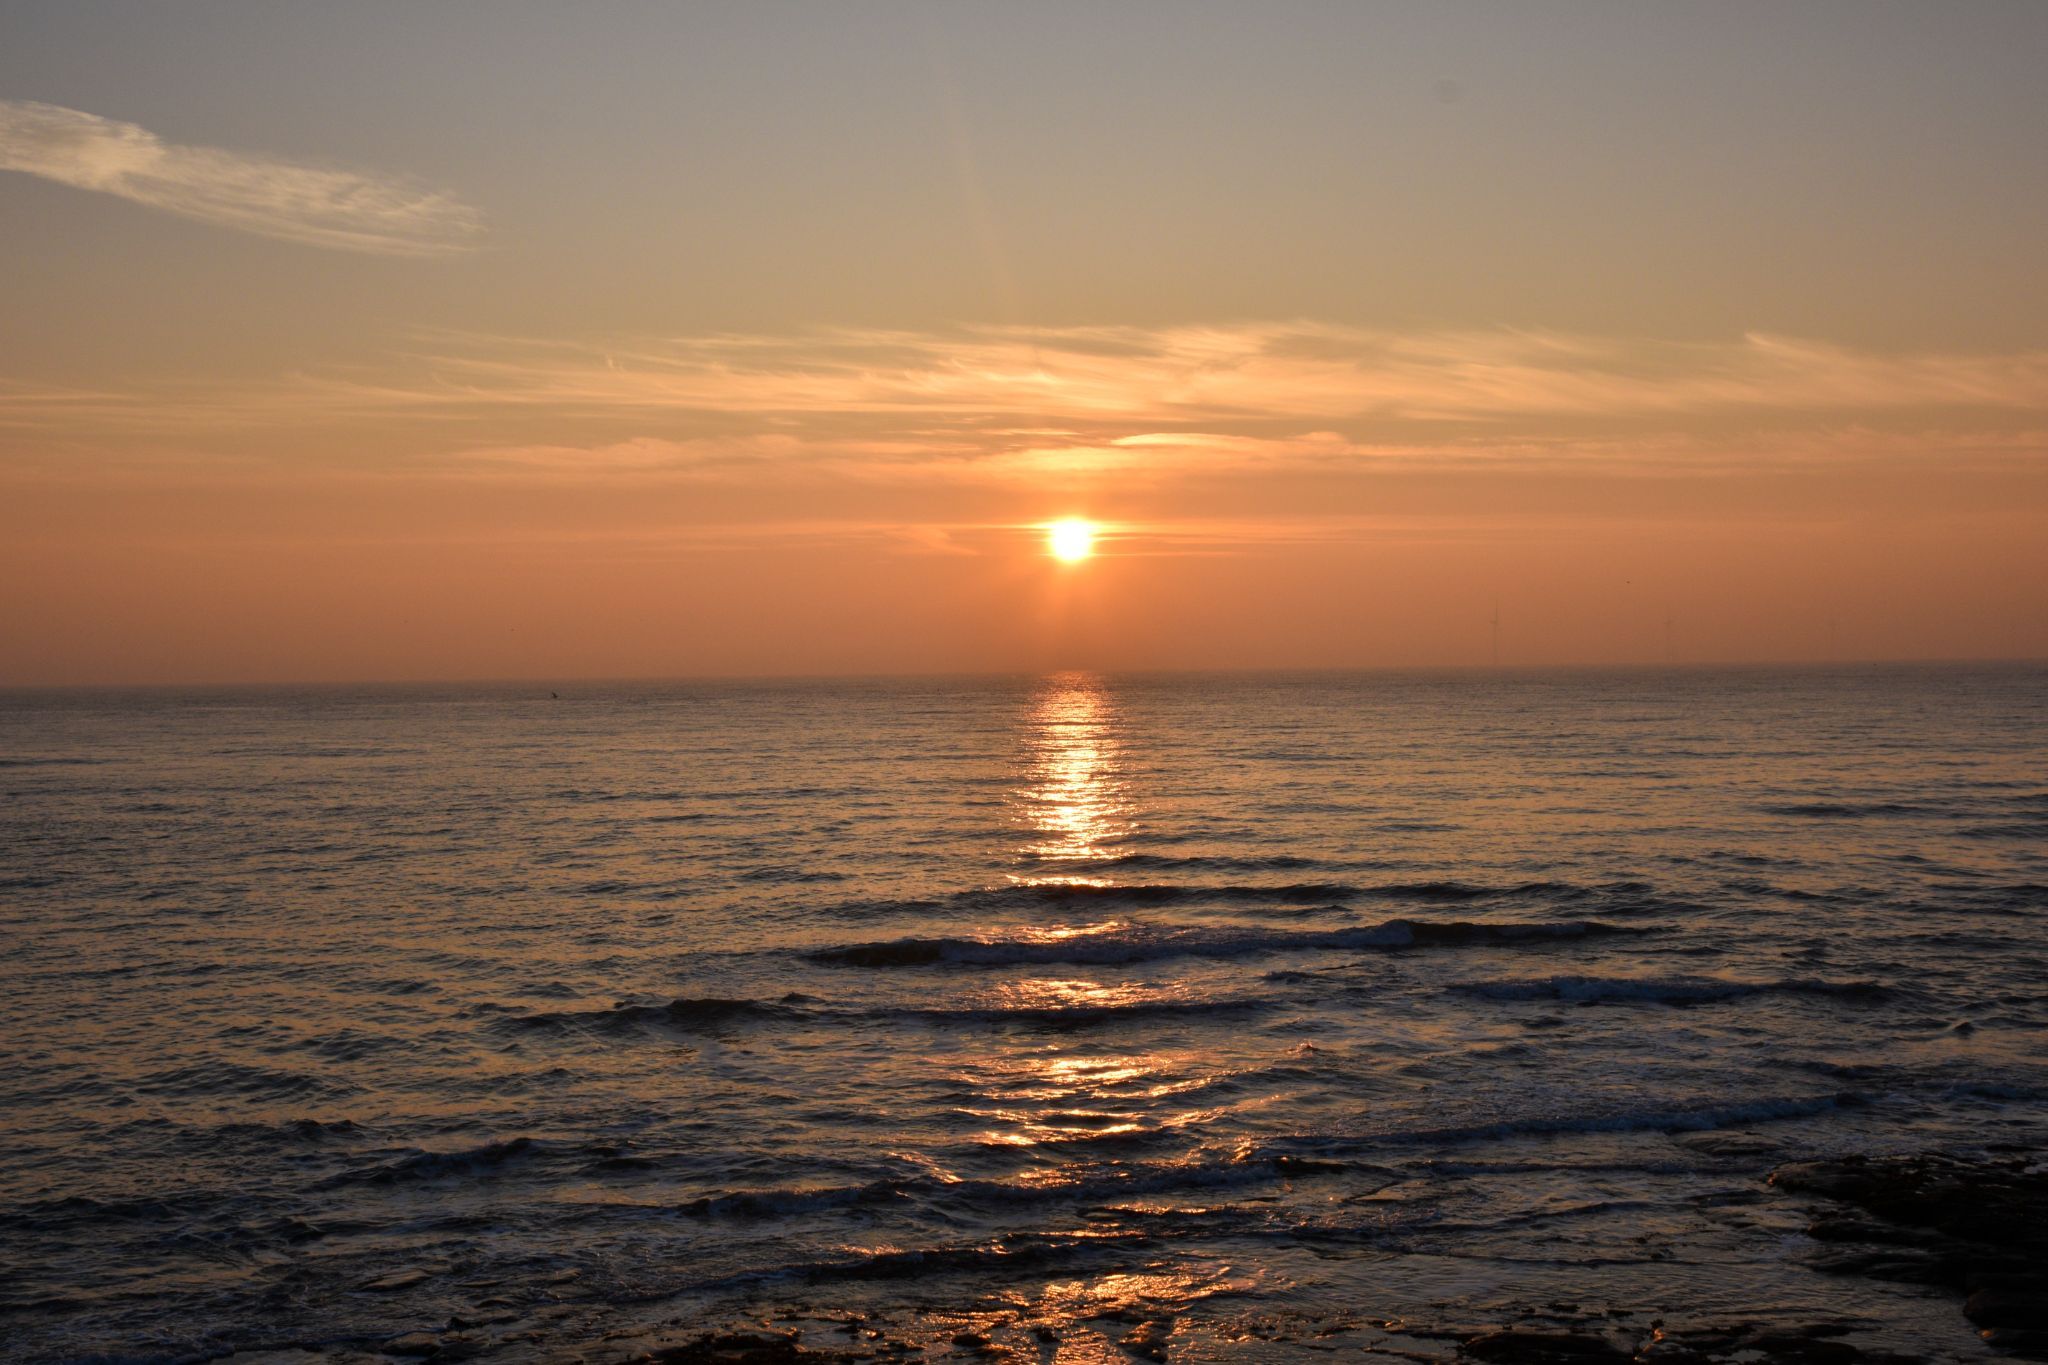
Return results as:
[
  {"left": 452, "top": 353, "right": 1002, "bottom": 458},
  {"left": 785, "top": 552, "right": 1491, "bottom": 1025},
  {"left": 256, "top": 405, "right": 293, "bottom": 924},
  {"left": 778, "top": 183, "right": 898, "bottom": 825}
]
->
[
  {"left": 1015, "top": 673, "right": 1135, "bottom": 874},
  {"left": 922, "top": 674, "right": 1249, "bottom": 1228}
]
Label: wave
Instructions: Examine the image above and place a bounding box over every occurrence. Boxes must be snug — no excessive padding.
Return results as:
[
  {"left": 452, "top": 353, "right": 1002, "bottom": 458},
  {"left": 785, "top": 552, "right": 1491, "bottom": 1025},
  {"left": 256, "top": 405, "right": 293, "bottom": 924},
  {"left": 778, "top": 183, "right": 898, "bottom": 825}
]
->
[
  {"left": 828, "top": 882, "right": 1361, "bottom": 917},
  {"left": 808, "top": 917, "right": 1640, "bottom": 968},
  {"left": 510, "top": 995, "right": 810, "bottom": 1033},
  {"left": 324, "top": 1136, "right": 546, "bottom": 1187},
  {"left": 210, "top": 1116, "right": 365, "bottom": 1145},
  {"left": 1939, "top": 1080, "right": 2048, "bottom": 1105},
  {"left": 1957, "top": 821, "right": 2048, "bottom": 842},
  {"left": 1261, "top": 1092, "right": 1866, "bottom": 1157},
  {"left": 1761, "top": 800, "right": 1938, "bottom": 818},
  {"left": 0, "top": 1190, "right": 228, "bottom": 1232},
  {"left": 678, "top": 1151, "right": 1333, "bottom": 1230},
  {"left": 1450, "top": 974, "right": 1891, "bottom": 1006},
  {"left": 133, "top": 1059, "right": 349, "bottom": 1102},
  {"left": 738, "top": 865, "right": 849, "bottom": 884},
  {"left": 819, "top": 877, "right": 1648, "bottom": 919},
  {"left": 660, "top": 1092, "right": 1864, "bottom": 1231},
  {"left": 505, "top": 991, "right": 1264, "bottom": 1036},
  {"left": 1357, "top": 879, "right": 1622, "bottom": 902},
  {"left": 702, "top": 1229, "right": 1149, "bottom": 1292},
  {"left": 677, "top": 1178, "right": 915, "bottom": 1218},
  {"left": 1082, "top": 852, "right": 1348, "bottom": 873},
  {"left": 886, "top": 997, "right": 1262, "bottom": 1029}
]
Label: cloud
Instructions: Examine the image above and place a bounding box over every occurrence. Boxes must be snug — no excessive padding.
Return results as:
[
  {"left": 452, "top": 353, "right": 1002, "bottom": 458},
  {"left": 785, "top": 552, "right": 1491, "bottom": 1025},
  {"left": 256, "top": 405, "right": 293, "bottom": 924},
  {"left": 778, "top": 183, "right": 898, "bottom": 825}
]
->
[
  {"left": 434, "top": 424, "right": 2048, "bottom": 494},
  {"left": 0, "top": 99, "right": 481, "bottom": 255},
  {"left": 238, "top": 322, "right": 2046, "bottom": 433},
  {"left": 299, "top": 323, "right": 2048, "bottom": 484},
  {"left": 4, "top": 323, "right": 2045, "bottom": 488}
]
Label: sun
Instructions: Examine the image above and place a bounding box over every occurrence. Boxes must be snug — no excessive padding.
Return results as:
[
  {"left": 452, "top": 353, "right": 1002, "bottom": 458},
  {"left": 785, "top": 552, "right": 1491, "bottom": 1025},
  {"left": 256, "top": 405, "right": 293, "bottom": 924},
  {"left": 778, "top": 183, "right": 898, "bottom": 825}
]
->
[{"left": 1047, "top": 518, "right": 1097, "bottom": 562}]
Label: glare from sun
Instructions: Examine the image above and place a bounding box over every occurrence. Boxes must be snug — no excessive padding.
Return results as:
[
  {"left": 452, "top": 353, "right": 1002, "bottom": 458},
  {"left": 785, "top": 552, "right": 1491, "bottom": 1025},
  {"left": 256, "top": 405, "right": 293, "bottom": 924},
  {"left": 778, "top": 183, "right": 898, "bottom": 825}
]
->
[{"left": 1047, "top": 518, "right": 1097, "bottom": 563}]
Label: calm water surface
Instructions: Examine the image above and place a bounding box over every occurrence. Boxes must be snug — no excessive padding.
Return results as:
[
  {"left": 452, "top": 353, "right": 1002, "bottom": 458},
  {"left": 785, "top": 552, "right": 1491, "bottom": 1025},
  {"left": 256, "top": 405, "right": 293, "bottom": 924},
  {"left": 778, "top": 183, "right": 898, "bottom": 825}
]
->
[{"left": 2, "top": 666, "right": 2044, "bottom": 1361}]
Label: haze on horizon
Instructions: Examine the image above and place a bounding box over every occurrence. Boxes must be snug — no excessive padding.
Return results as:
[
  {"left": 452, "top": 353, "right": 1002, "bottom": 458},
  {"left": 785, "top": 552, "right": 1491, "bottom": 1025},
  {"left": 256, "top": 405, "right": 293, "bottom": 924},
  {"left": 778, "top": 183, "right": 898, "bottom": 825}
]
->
[{"left": 2, "top": 0, "right": 2044, "bottom": 685}]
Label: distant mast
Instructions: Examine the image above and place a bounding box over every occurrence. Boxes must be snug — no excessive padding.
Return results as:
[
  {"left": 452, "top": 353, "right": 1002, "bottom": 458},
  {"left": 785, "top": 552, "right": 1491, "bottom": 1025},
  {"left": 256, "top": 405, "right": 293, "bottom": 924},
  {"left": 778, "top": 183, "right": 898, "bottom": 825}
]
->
[{"left": 1490, "top": 599, "right": 1500, "bottom": 668}]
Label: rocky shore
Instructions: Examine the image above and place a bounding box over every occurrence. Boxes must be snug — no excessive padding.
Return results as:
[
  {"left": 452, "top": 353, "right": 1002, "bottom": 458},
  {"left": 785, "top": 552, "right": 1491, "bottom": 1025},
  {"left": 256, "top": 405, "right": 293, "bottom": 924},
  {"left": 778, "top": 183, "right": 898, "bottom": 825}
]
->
[
  {"left": 213, "top": 1150, "right": 2047, "bottom": 1365},
  {"left": 1770, "top": 1151, "right": 2048, "bottom": 1360}
]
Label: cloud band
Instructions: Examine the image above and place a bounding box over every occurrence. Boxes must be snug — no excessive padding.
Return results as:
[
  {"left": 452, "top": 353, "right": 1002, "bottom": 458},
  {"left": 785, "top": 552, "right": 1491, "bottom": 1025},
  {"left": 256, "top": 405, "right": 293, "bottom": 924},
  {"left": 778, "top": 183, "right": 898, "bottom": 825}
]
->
[{"left": 0, "top": 99, "right": 481, "bottom": 255}]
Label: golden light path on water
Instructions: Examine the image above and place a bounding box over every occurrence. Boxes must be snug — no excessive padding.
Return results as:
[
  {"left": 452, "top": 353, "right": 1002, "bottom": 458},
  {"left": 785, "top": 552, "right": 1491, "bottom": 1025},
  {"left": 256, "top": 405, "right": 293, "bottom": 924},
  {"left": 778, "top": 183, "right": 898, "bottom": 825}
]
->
[
  {"left": 8, "top": 671, "right": 2042, "bottom": 1359},
  {"left": 1014, "top": 673, "right": 1135, "bottom": 871},
  {"left": 960, "top": 675, "right": 1228, "bottom": 1192}
]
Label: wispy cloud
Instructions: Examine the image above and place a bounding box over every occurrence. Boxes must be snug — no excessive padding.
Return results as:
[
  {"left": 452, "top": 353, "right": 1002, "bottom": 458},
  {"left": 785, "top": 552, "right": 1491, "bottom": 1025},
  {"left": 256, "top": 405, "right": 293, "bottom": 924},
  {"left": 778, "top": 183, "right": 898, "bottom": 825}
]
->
[
  {"left": 0, "top": 99, "right": 481, "bottom": 255},
  {"left": 336, "top": 323, "right": 2048, "bottom": 424},
  {"left": 3, "top": 323, "right": 2044, "bottom": 488},
  {"left": 440, "top": 424, "right": 2048, "bottom": 492}
]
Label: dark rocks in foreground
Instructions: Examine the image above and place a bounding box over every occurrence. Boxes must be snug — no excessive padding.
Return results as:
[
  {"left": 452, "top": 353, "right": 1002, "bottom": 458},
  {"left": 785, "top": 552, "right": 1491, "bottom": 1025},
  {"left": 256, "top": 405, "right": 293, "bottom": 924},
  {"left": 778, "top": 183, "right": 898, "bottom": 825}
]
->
[
  {"left": 1450, "top": 1322, "right": 1910, "bottom": 1364},
  {"left": 639, "top": 1332, "right": 861, "bottom": 1364},
  {"left": 1771, "top": 1151, "right": 2048, "bottom": 1359},
  {"left": 1459, "top": 1328, "right": 1636, "bottom": 1362},
  {"left": 215, "top": 1150, "right": 2048, "bottom": 1364},
  {"left": 615, "top": 1318, "right": 1935, "bottom": 1365}
]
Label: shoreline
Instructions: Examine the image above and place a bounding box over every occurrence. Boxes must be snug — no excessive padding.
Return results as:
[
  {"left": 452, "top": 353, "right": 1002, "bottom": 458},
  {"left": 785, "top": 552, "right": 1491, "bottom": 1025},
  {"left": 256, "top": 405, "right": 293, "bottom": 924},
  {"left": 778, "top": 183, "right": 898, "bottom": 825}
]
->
[{"left": 198, "top": 1151, "right": 2047, "bottom": 1365}]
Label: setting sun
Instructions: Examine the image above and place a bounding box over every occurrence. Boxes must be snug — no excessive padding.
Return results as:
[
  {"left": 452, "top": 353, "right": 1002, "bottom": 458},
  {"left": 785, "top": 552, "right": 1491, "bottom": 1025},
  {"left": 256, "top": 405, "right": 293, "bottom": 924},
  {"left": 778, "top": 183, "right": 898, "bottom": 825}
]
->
[
  {"left": 5, "top": 6, "right": 2047, "bottom": 1361},
  {"left": 1048, "top": 518, "right": 1097, "bottom": 562}
]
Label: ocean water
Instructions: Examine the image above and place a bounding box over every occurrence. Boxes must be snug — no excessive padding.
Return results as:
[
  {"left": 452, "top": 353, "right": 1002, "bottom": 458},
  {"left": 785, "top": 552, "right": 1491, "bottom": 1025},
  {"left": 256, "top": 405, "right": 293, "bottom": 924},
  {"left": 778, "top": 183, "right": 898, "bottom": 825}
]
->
[{"left": 2, "top": 665, "right": 2044, "bottom": 1362}]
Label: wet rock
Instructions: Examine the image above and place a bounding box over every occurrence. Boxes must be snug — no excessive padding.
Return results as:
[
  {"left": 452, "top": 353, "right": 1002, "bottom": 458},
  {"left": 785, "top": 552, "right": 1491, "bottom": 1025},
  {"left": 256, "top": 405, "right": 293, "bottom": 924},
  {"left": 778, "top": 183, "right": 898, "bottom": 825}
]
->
[
  {"left": 1981, "top": 1328, "right": 2048, "bottom": 1359},
  {"left": 1631, "top": 1322, "right": 1912, "bottom": 1365},
  {"left": 1458, "top": 1328, "right": 1631, "bottom": 1362},
  {"left": 446, "top": 1311, "right": 518, "bottom": 1329},
  {"left": 641, "top": 1332, "right": 866, "bottom": 1364},
  {"left": 1969, "top": 1290, "right": 2048, "bottom": 1330},
  {"left": 1118, "top": 1318, "right": 1172, "bottom": 1361},
  {"left": 1634, "top": 1337, "right": 1712, "bottom": 1364},
  {"left": 1741, "top": 1332, "right": 1861, "bottom": 1364},
  {"left": 1806, "top": 1215, "right": 1937, "bottom": 1245},
  {"left": 1770, "top": 1153, "right": 2048, "bottom": 1257},
  {"left": 1808, "top": 1246, "right": 1945, "bottom": 1281},
  {"left": 1676, "top": 1133, "right": 1780, "bottom": 1158},
  {"left": 1771, "top": 1152, "right": 2048, "bottom": 1357},
  {"left": 361, "top": 1268, "right": 434, "bottom": 1292}
]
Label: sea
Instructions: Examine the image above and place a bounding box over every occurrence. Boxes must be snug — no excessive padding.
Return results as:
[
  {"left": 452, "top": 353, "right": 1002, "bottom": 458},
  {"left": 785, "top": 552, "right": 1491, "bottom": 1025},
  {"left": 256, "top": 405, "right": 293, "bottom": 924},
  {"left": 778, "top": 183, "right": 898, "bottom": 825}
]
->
[{"left": 2, "top": 664, "right": 2044, "bottom": 1362}]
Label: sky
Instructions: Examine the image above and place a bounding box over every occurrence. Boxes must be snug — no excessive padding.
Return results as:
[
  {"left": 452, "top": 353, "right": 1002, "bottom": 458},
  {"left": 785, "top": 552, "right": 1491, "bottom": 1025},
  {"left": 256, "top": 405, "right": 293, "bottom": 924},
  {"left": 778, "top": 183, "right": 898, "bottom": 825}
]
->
[{"left": 2, "top": 0, "right": 2044, "bottom": 683}]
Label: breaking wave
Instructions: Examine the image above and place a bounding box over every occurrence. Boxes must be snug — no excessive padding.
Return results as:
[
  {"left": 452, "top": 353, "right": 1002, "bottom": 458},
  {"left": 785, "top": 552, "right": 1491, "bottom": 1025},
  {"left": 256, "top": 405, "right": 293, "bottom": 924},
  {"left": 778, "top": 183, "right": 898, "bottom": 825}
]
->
[
  {"left": 821, "top": 877, "right": 1656, "bottom": 919},
  {"left": 1450, "top": 974, "right": 1892, "bottom": 1006},
  {"left": 809, "top": 917, "right": 1641, "bottom": 968},
  {"left": 503, "top": 991, "right": 1267, "bottom": 1035}
]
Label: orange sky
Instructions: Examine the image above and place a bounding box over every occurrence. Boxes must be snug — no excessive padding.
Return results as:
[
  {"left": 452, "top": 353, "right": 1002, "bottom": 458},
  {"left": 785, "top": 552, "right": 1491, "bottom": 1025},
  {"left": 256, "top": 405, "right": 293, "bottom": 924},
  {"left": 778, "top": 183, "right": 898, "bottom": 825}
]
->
[{"left": 2, "top": 4, "right": 2044, "bottom": 683}]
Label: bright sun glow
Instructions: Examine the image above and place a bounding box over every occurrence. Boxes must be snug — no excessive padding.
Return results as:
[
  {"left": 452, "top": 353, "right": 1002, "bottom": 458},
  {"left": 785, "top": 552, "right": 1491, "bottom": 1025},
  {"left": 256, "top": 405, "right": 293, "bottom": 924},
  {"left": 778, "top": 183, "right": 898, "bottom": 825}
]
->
[{"left": 1048, "top": 518, "right": 1096, "bottom": 562}]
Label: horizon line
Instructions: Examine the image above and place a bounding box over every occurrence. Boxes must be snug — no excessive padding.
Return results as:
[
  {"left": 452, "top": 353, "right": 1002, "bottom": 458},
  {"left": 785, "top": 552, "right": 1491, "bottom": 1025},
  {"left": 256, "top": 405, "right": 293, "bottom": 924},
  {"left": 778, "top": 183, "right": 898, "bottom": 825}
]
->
[{"left": 4, "top": 653, "right": 2043, "bottom": 694}]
